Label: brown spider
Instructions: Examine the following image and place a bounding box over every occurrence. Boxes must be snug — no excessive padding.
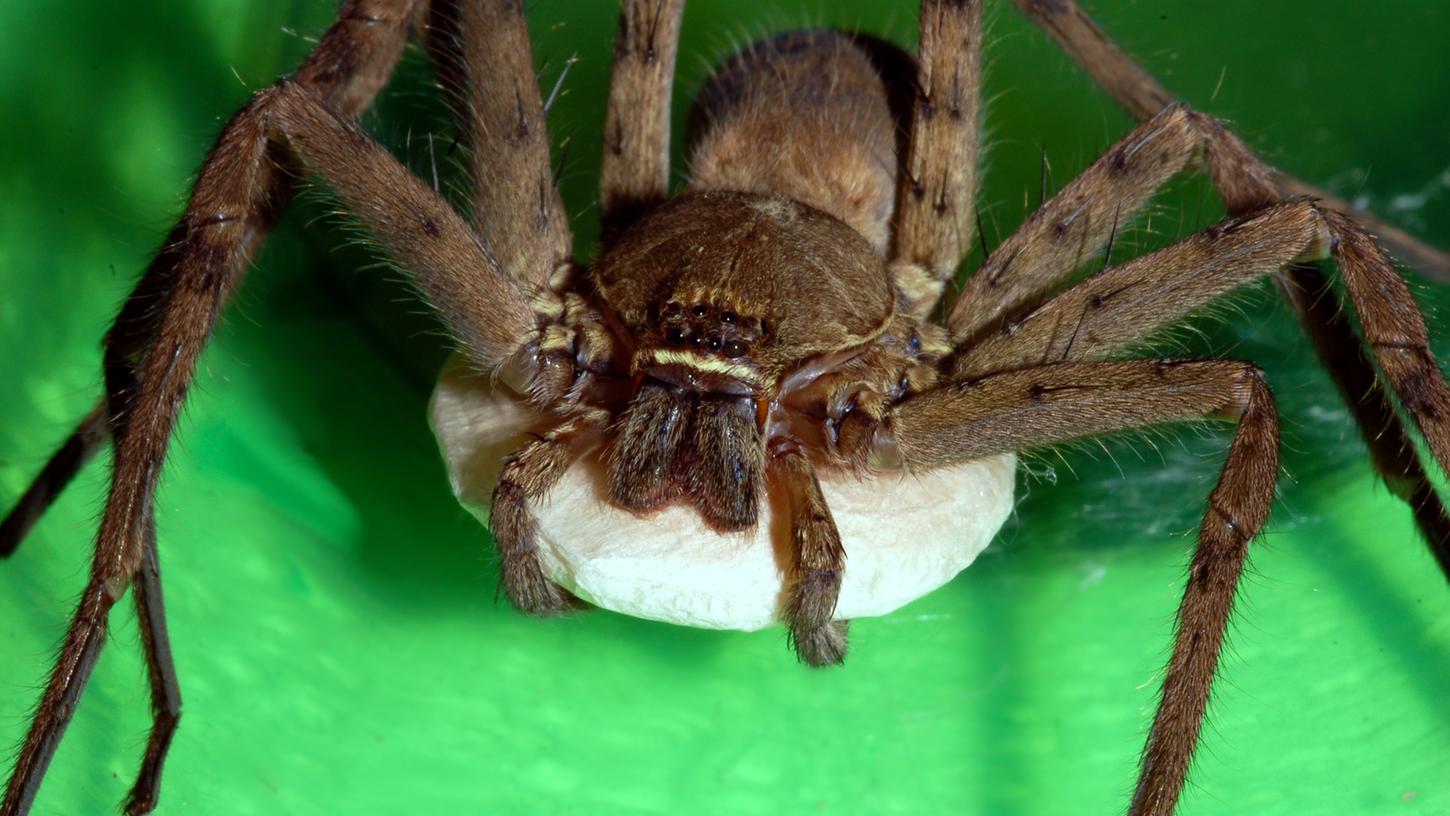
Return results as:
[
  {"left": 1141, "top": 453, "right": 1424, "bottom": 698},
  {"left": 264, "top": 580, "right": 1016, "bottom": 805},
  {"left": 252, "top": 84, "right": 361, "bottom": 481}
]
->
[{"left": 2, "top": 1, "right": 1449, "bottom": 815}]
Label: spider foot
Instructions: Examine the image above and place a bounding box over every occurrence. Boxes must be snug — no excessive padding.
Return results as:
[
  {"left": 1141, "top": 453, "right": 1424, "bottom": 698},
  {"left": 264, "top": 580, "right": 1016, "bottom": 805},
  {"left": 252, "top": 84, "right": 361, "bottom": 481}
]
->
[
  {"left": 124, "top": 788, "right": 159, "bottom": 816},
  {"left": 785, "top": 568, "right": 848, "bottom": 666},
  {"left": 789, "top": 619, "right": 850, "bottom": 668},
  {"left": 500, "top": 552, "right": 580, "bottom": 616},
  {"left": 120, "top": 714, "right": 180, "bottom": 816},
  {"left": 492, "top": 480, "right": 583, "bottom": 616}
]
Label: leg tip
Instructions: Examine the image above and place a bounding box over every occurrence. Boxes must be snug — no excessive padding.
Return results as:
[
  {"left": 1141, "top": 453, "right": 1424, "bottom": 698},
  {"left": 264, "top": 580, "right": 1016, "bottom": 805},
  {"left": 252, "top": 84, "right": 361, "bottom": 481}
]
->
[
  {"left": 500, "top": 553, "right": 580, "bottom": 616},
  {"left": 790, "top": 619, "right": 850, "bottom": 667},
  {"left": 123, "top": 791, "right": 158, "bottom": 816}
]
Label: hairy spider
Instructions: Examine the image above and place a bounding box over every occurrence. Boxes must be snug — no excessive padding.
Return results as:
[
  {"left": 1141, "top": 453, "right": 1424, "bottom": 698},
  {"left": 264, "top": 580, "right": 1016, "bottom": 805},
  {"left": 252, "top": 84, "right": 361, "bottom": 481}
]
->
[{"left": 2, "top": 1, "right": 1450, "bottom": 816}]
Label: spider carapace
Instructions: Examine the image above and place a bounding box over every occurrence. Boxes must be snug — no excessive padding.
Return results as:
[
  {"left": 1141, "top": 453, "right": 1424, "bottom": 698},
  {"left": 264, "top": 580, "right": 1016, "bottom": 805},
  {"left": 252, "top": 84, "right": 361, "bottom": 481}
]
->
[{"left": 597, "top": 191, "right": 899, "bottom": 516}]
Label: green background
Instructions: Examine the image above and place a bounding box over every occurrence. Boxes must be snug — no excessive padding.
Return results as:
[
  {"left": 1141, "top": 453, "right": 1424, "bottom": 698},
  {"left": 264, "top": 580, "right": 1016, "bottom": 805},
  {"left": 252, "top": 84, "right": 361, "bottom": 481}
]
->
[{"left": 2, "top": 1, "right": 1449, "bottom": 813}]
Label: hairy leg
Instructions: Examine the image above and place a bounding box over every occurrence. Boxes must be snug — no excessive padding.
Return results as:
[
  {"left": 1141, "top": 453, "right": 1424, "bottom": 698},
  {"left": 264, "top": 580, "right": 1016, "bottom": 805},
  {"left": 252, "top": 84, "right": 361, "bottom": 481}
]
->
[
  {"left": 944, "top": 96, "right": 1450, "bottom": 577},
  {"left": 1274, "top": 264, "right": 1450, "bottom": 576},
  {"left": 946, "top": 104, "right": 1201, "bottom": 344},
  {"left": 0, "top": 3, "right": 582, "bottom": 807},
  {"left": 953, "top": 201, "right": 1332, "bottom": 377},
  {"left": 2, "top": 2, "right": 431, "bottom": 810},
  {"left": 0, "top": 402, "right": 107, "bottom": 558},
  {"left": 491, "top": 409, "right": 610, "bottom": 614},
  {"left": 1009, "top": 0, "right": 1450, "bottom": 278},
  {"left": 890, "top": 0, "right": 983, "bottom": 320},
  {"left": 846, "top": 359, "right": 1276, "bottom": 815},
  {"left": 122, "top": 522, "right": 180, "bottom": 816},
  {"left": 599, "top": 0, "right": 686, "bottom": 236},
  {"left": 773, "top": 442, "right": 849, "bottom": 667},
  {"left": 1005, "top": 0, "right": 1450, "bottom": 577},
  {"left": 272, "top": 84, "right": 538, "bottom": 365},
  {"left": 0, "top": 0, "right": 438, "bottom": 551},
  {"left": 424, "top": 0, "right": 572, "bottom": 292},
  {"left": 3, "top": 14, "right": 445, "bottom": 804}
]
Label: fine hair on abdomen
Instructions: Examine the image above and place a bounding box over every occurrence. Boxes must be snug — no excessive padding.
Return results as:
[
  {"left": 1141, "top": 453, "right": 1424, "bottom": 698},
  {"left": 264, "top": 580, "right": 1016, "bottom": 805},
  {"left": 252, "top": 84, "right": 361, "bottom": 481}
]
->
[{"left": 686, "top": 30, "right": 913, "bottom": 256}]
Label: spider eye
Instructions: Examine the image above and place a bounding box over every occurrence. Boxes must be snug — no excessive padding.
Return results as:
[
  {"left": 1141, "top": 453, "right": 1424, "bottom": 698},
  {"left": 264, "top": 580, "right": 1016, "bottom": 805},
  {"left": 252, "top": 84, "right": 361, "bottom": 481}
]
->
[
  {"left": 908, "top": 335, "right": 922, "bottom": 353},
  {"left": 690, "top": 304, "right": 709, "bottom": 318},
  {"left": 661, "top": 301, "right": 683, "bottom": 318},
  {"left": 723, "top": 340, "right": 747, "bottom": 358},
  {"left": 721, "top": 310, "right": 737, "bottom": 323},
  {"left": 665, "top": 327, "right": 686, "bottom": 345},
  {"left": 704, "top": 334, "right": 723, "bottom": 352}
]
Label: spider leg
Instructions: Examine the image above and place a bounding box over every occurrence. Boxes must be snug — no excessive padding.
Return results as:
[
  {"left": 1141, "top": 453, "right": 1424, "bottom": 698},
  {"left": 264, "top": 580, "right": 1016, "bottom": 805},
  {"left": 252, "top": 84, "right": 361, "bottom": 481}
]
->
[
  {"left": 952, "top": 200, "right": 1332, "bottom": 377},
  {"left": 122, "top": 520, "right": 180, "bottom": 816},
  {"left": 1272, "top": 263, "right": 1450, "bottom": 569},
  {"left": 0, "top": 215, "right": 199, "bottom": 558},
  {"left": 0, "top": 401, "right": 107, "bottom": 557},
  {"left": 946, "top": 103, "right": 1201, "bottom": 344},
  {"left": 107, "top": 289, "right": 185, "bottom": 816},
  {"left": 944, "top": 99, "right": 1450, "bottom": 578},
  {"left": 0, "top": 2, "right": 593, "bottom": 810},
  {"left": 6, "top": 224, "right": 214, "bottom": 814},
  {"left": 1, "top": 411, "right": 188, "bottom": 816},
  {"left": 270, "top": 86, "right": 540, "bottom": 367},
  {"left": 773, "top": 442, "right": 850, "bottom": 666},
  {"left": 890, "top": 0, "right": 983, "bottom": 321},
  {"left": 424, "top": 0, "right": 571, "bottom": 292},
  {"left": 0, "top": 225, "right": 194, "bottom": 556},
  {"left": 844, "top": 359, "right": 1276, "bottom": 816},
  {"left": 599, "top": 0, "right": 686, "bottom": 237},
  {"left": 1006, "top": 0, "right": 1450, "bottom": 573},
  {"left": 491, "top": 409, "right": 610, "bottom": 614},
  {"left": 1009, "top": 0, "right": 1450, "bottom": 279},
  {"left": 278, "top": 84, "right": 582, "bottom": 605}
]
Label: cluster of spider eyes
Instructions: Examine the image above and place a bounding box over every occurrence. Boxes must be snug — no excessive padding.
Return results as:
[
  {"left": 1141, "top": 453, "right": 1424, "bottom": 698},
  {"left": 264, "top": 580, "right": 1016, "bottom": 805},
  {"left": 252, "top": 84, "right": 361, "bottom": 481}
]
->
[{"left": 657, "top": 300, "right": 765, "bottom": 359}]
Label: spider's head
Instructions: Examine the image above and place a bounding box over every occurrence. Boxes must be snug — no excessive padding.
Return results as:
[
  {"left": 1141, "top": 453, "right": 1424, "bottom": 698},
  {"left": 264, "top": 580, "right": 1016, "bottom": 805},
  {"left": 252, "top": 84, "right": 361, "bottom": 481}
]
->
[
  {"left": 603, "top": 290, "right": 773, "bottom": 531},
  {"left": 639, "top": 295, "right": 769, "bottom": 395},
  {"left": 594, "top": 190, "right": 896, "bottom": 529},
  {"left": 593, "top": 191, "right": 895, "bottom": 388}
]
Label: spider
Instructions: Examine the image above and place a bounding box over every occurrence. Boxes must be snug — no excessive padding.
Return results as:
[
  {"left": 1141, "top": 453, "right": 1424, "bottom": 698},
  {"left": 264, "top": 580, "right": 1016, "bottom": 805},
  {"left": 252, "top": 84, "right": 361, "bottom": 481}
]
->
[{"left": 2, "top": 1, "right": 1450, "bottom": 816}]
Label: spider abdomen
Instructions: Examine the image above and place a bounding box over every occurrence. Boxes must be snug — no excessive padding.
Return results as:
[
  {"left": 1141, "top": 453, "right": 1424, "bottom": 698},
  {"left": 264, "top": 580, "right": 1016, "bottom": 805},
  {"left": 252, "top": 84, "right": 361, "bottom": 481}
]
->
[{"left": 687, "top": 29, "right": 906, "bottom": 254}]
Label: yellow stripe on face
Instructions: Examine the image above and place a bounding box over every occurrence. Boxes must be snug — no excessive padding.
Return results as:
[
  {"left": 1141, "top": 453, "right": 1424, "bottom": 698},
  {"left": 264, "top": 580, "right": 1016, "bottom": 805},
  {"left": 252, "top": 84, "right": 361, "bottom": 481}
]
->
[{"left": 642, "top": 349, "right": 764, "bottom": 385}]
